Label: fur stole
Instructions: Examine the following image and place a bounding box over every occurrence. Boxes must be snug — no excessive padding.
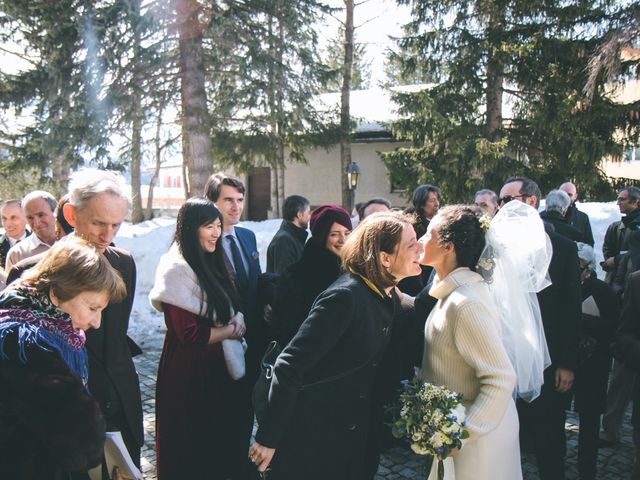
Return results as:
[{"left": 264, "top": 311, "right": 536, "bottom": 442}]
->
[{"left": 149, "top": 243, "right": 246, "bottom": 380}]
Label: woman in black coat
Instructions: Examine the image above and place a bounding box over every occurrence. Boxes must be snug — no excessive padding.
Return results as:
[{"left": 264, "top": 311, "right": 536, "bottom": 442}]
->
[
  {"left": 0, "top": 239, "right": 126, "bottom": 479},
  {"left": 249, "top": 211, "right": 422, "bottom": 479},
  {"left": 270, "top": 204, "right": 352, "bottom": 346}
]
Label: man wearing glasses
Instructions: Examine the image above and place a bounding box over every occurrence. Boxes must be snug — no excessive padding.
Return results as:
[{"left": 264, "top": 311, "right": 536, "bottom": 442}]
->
[
  {"left": 602, "top": 186, "right": 640, "bottom": 281},
  {"left": 499, "top": 177, "right": 581, "bottom": 480},
  {"left": 599, "top": 186, "right": 640, "bottom": 450}
]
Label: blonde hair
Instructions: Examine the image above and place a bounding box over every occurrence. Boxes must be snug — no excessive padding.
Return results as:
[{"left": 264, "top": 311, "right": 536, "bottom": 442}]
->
[
  {"left": 341, "top": 211, "right": 414, "bottom": 289},
  {"left": 22, "top": 238, "right": 126, "bottom": 303}
]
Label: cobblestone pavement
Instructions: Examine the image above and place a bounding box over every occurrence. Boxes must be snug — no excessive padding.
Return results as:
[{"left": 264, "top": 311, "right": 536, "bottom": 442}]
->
[{"left": 134, "top": 340, "right": 636, "bottom": 479}]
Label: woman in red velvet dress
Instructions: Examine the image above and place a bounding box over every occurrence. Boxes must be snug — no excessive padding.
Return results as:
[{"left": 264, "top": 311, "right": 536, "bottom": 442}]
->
[{"left": 149, "top": 198, "right": 248, "bottom": 479}]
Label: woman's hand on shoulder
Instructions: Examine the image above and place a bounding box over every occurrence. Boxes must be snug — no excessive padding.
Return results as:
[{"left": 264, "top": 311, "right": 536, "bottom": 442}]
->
[{"left": 249, "top": 442, "right": 275, "bottom": 473}]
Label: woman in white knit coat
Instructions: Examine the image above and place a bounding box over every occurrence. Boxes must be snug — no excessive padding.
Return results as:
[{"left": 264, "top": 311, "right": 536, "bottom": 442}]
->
[{"left": 419, "top": 205, "right": 521, "bottom": 479}]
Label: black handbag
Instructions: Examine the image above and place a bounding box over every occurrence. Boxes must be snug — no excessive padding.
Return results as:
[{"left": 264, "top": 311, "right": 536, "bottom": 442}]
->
[{"left": 252, "top": 340, "right": 378, "bottom": 424}]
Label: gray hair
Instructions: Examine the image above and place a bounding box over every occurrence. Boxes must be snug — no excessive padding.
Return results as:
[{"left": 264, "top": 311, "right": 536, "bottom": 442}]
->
[
  {"left": 68, "top": 169, "right": 130, "bottom": 211},
  {"left": 22, "top": 190, "right": 57, "bottom": 213},
  {"left": 622, "top": 186, "right": 640, "bottom": 203},
  {"left": 576, "top": 242, "right": 596, "bottom": 272},
  {"left": 1, "top": 199, "right": 22, "bottom": 211},
  {"left": 545, "top": 189, "right": 571, "bottom": 214},
  {"left": 474, "top": 189, "right": 498, "bottom": 204}
]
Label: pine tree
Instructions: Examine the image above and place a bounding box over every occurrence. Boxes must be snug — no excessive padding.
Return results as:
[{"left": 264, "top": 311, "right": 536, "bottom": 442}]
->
[
  {"left": 205, "top": 0, "right": 339, "bottom": 216},
  {"left": 383, "top": 0, "right": 640, "bottom": 202},
  {"left": 0, "top": 0, "right": 111, "bottom": 196},
  {"left": 322, "top": 24, "right": 372, "bottom": 93}
]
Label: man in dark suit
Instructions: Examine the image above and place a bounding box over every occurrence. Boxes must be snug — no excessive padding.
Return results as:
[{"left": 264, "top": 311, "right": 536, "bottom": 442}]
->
[
  {"left": 559, "top": 181, "right": 595, "bottom": 246},
  {"left": 205, "top": 173, "right": 264, "bottom": 478},
  {"left": 500, "top": 177, "right": 581, "bottom": 480},
  {"left": 600, "top": 186, "right": 640, "bottom": 445},
  {"left": 205, "top": 173, "right": 263, "bottom": 366},
  {"left": 63, "top": 169, "right": 143, "bottom": 468},
  {"left": 0, "top": 199, "right": 29, "bottom": 270}
]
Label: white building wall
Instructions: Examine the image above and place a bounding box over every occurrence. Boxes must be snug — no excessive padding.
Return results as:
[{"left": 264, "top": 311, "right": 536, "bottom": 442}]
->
[{"left": 283, "top": 140, "right": 410, "bottom": 208}]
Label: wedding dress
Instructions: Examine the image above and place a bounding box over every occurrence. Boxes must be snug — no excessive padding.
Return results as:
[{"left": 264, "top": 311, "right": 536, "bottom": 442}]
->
[
  {"left": 421, "top": 201, "right": 551, "bottom": 479},
  {"left": 421, "top": 267, "right": 522, "bottom": 480}
]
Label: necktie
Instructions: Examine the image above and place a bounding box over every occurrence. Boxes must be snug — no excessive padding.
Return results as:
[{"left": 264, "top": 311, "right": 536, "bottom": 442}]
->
[{"left": 227, "top": 235, "right": 249, "bottom": 293}]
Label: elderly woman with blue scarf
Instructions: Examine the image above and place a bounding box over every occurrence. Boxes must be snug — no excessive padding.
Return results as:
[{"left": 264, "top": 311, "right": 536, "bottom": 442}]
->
[{"left": 0, "top": 238, "right": 126, "bottom": 479}]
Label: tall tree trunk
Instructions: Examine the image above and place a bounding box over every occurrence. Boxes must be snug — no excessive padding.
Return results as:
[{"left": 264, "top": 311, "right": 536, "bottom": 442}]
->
[
  {"left": 50, "top": 154, "right": 70, "bottom": 198},
  {"left": 275, "top": 18, "right": 286, "bottom": 215},
  {"left": 269, "top": 165, "right": 278, "bottom": 219},
  {"left": 128, "top": 0, "right": 145, "bottom": 223},
  {"left": 175, "top": 0, "right": 213, "bottom": 198},
  {"left": 485, "top": 6, "right": 504, "bottom": 140},
  {"left": 340, "top": 0, "right": 354, "bottom": 211},
  {"left": 146, "top": 104, "right": 165, "bottom": 220},
  {"left": 267, "top": 11, "right": 281, "bottom": 216},
  {"left": 130, "top": 95, "right": 144, "bottom": 223}
]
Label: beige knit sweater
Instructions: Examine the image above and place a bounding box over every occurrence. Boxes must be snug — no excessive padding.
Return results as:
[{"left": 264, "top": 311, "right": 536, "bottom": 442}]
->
[{"left": 421, "top": 267, "right": 516, "bottom": 441}]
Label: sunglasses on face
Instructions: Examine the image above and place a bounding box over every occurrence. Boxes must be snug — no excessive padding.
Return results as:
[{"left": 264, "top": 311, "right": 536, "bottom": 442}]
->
[{"left": 498, "top": 194, "right": 528, "bottom": 206}]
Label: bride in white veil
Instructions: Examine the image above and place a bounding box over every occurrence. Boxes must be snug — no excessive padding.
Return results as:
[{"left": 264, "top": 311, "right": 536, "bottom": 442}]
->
[
  {"left": 419, "top": 201, "right": 551, "bottom": 480},
  {"left": 477, "top": 200, "right": 552, "bottom": 402}
]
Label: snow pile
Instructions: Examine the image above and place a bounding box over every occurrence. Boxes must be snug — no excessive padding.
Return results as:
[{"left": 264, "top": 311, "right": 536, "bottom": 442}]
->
[{"left": 116, "top": 203, "right": 620, "bottom": 348}]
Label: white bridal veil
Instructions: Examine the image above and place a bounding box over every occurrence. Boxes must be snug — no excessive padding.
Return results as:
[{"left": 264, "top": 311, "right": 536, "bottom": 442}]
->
[{"left": 477, "top": 201, "right": 552, "bottom": 402}]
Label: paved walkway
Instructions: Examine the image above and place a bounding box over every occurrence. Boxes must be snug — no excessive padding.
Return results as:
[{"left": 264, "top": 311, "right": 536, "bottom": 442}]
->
[{"left": 134, "top": 339, "right": 636, "bottom": 479}]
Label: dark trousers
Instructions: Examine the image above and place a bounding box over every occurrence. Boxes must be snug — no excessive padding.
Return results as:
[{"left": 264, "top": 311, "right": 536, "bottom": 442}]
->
[
  {"left": 518, "top": 391, "right": 568, "bottom": 480},
  {"left": 577, "top": 411, "right": 600, "bottom": 480},
  {"left": 634, "top": 429, "right": 640, "bottom": 480}
]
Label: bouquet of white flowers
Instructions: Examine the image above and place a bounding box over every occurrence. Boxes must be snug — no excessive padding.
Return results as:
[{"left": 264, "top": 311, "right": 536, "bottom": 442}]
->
[{"left": 392, "top": 377, "right": 469, "bottom": 480}]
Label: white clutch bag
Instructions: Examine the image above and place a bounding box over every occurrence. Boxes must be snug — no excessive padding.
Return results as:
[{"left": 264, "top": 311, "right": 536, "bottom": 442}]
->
[{"left": 223, "top": 338, "right": 248, "bottom": 380}]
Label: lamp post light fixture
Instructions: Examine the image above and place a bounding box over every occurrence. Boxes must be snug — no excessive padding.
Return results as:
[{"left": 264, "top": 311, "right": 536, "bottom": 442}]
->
[{"left": 346, "top": 161, "right": 361, "bottom": 214}]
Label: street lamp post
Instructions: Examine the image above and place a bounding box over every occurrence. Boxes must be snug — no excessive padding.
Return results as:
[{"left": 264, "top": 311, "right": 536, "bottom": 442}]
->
[{"left": 346, "top": 161, "right": 360, "bottom": 214}]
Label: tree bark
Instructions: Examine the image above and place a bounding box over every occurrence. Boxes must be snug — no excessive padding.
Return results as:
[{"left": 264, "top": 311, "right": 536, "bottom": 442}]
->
[
  {"left": 127, "top": 0, "right": 145, "bottom": 223},
  {"left": 340, "top": 0, "right": 354, "bottom": 211},
  {"left": 146, "top": 104, "right": 165, "bottom": 220},
  {"left": 130, "top": 94, "right": 144, "bottom": 223},
  {"left": 50, "top": 154, "right": 70, "bottom": 198},
  {"left": 266, "top": 10, "right": 283, "bottom": 216},
  {"left": 175, "top": 0, "right": 213, "bottom": 198},
  {"left": 485, "top": 5, "right": 504, "bottom": 140}
]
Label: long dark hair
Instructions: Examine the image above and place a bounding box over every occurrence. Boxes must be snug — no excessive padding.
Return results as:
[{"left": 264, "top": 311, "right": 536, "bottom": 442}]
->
[{"left": 175, "top": 197, "right": 238, "bottom": 325}]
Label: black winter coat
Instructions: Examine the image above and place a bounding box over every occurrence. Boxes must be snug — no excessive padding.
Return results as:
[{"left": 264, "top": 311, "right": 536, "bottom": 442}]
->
[
  {"left": 540, "top": 210, "right": 586, "bottom": 243},
  {"left": 270, "top": 237, "right": 341, "bottom": 346},
  {"left": 535, "top": 231, "right": 581, "bottom": 409},
  {"left": 603, "top": 208, "right": 640, "bottom": 262},
  {"left": 266, "top": 220, "right": 308, "bottom": 274},
  {"left": 613, "top": 270, "right": 640, "bottom": 427},
  {"left": 85, "top": 247, "right": 143, "bottom": 463},
  {"left": 564, "top": 204, "right": 594, "bottom": 246},
  {"left": 0, "top": 340, "right": 105, "bottom": 480},
  {"left": 574, "top": 276, "right": 620, "bottom": 413},
  {"left": 255, "top": 273, "right": 400, "bottom": 480}
]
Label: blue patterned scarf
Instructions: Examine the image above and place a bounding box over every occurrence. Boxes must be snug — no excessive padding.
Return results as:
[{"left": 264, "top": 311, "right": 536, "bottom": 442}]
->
[{"left": 0, "top": 284, "right": 89, "bottom": 386}]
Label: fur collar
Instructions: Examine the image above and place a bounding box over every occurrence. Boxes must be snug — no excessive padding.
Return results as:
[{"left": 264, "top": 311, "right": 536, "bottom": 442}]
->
[{"left": 149, "top": 243, "right": 209, "bottom": 319}]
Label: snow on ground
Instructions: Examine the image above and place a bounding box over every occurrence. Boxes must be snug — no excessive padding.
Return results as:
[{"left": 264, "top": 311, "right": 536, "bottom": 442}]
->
[
  {"left": 116, "top": 203, "right": 620, "bottom": 348},
  {"left": 115, "top": 217, "right": 283, "bottom": 348}
]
